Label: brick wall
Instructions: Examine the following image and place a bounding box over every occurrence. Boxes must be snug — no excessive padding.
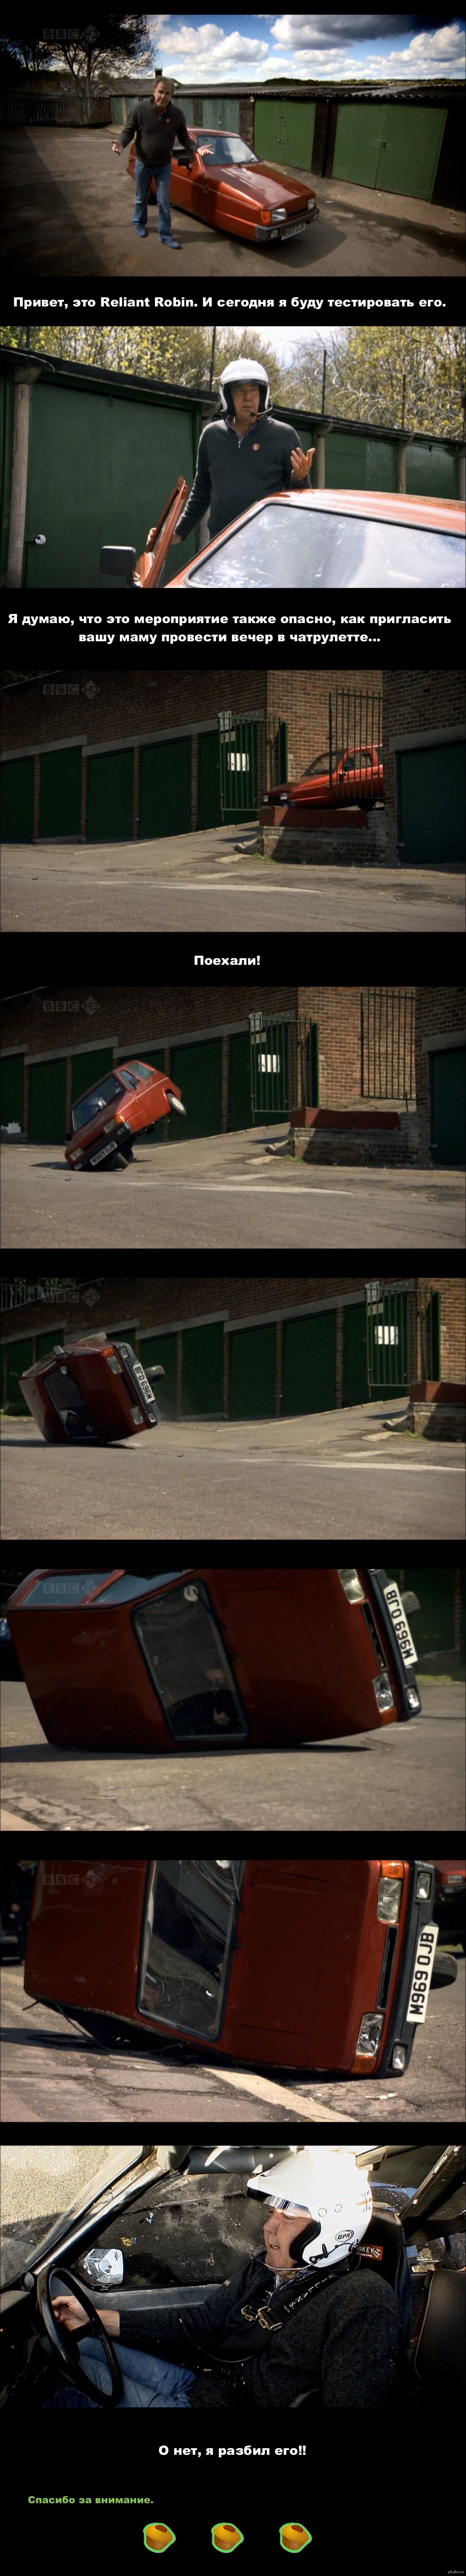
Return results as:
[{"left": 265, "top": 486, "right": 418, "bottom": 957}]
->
[
  {"left": 418, "top": 1276, "right": 466, "bottom": 1380},
  {"left": 297, "top": 987, "right": 362, "bottom": 1106},
  {"left": 1, "top": 986, "right": 297, "bottom": 1059},
  {"left": 0, "top": 1274, "right": 373, "bottom": 1353},
  {"left": 0, "top": 670, "right": 268, "bottom": 756},
  {"left": 415, "top": 990, "right": 465, "bottom": 1158},
  {"left": 383, "top": 670, "right": 464, "bottom": 858},
  {"left": 266, "top": 670, "right": 380, "bottom": 781}
]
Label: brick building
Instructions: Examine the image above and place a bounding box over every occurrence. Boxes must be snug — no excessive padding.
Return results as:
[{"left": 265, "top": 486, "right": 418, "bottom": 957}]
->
[{"left": 1, "top": 1273, "right": 464, "bottom": 1426}]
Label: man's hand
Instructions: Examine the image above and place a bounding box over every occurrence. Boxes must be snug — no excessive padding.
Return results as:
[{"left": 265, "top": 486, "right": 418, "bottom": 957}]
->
[
  {"left": 291, "top": 445, "right": 315, "bottom": 481},
  {"left": 111, "top": 142, "right": 122, "bottom": 155},
  {"left": 171, "top": 530, "right": 182, "bottom": 542},
  {"left": 51, "top": 2294, "right": 120, "bottom": 2336}
]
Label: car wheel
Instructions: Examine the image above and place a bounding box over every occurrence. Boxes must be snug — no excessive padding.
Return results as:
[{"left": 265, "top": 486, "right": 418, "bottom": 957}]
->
[{"left": 430, "top": 1951, "right": 458, "bottom": 1987}]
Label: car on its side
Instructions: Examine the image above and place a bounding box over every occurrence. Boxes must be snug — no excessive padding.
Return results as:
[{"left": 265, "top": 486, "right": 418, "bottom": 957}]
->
[
  {"left": 165, "top": 486, "right": 466, "bottom": 590},
  {"left": 128, "top": 127, "right": 319, "bottom": 247},
  {"left": 64, "top": 1059, "right": 186, "bottom": 1171},
  {"left": 17, "top": 1337, "right": 165, "bottom": 1445}
]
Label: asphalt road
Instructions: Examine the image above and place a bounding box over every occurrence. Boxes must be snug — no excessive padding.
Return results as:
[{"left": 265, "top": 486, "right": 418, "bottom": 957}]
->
[
  {"left": 1, "top": 130, "right": 463, "bottom": 276},
  {"left": 1, "top": 1407, "right": 465, "bottom": 1541},
  {"left": 3, "top": 840, "right": 465, "bottom": 937},
  {"left": 1, "top": 1683, "right": 464, "bottom": 1836},
  {"left": 1, "top": 1957, "right": 463, "bottom": 2126},
  {"left": 2, "top": 1134, "right": 464, "bottom": 1252}
]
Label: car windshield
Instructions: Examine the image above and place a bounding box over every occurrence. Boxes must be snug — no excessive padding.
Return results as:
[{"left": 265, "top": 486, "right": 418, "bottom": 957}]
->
[
  {"left": 184, "top": 503, "right": 466, "bottom": 590},
  {"left": 186, "top": 134, "right": 258, "bottom": 166},
  {"left": 71, "top": 1073, "right": 123, "bottom": 1130},
  {"left": 138, "top": 1858, "right": 239, "bottom": 2037}
]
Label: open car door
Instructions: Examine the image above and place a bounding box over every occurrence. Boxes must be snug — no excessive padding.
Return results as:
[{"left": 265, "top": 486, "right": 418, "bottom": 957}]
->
[{"left": 99, "top": 477, "right": 188, "bottom": 590}]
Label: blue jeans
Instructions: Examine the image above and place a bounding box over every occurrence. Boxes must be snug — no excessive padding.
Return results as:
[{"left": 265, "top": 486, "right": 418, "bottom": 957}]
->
[
  {"left": 133, "top": 158, "right": 173, "bottom": 238},
  {"left": 40, "top": 2337, "right": 195, "bottom": 2409}
]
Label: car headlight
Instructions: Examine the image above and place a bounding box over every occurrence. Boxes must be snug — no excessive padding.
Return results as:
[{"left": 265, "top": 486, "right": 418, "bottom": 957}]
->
[
  {"left": 356, "top": 2013, "right": 384, "bottom": 2057},
  {"left": 337, "top": 1569, "right": 365, "bottom": 1602},
  {"left": 372, "top": 1671, "right": 395, "bottom": 1712},
  {"left": 415, "top": 1869, "right": 433, "bottom": 1902},
  {"left": 377, "top": 1877, "right": 403, "bottom": 1923},
  {"left": 307, "top": 197, "right": 315, "bottom": 209}
]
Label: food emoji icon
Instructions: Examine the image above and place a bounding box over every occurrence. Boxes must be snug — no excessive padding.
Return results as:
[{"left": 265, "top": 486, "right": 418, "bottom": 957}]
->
[
  {"left": 212, "top": 2528, "right": 244, "bottom": 2553},
  {"left": 280, "top": 2529, "right": 312, "bottom": 2554},
  {"left": 143, "top": 2527, "right": 175, "bottom": 2553}
]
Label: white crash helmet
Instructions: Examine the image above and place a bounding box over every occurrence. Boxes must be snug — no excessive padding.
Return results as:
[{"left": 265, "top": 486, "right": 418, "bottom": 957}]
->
[
  {"left": 218, "top": 358, "right": 271, "bottom": 416},
  {"left": 247, "top": 2149, "right": 372, "bottom": 2271}
]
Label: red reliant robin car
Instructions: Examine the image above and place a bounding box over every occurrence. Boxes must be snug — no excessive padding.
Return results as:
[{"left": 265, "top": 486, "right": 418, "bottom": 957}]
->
[
  {"left": 262, "top": 746, "right": 384, "bottom": 811},
  {"left": 6, "top": 1566, "right": 422, "bottom": 1750},
  {"left": 64, "top": 1059, "right": 186, "bottom": 1171},
  {"left": 165, "top": 487, "right": 466, "bottom": 590},
  {"left": 127, "top": 127, "right": 319, "bottom": 247},
  {"left": 17, "top": 1337, "right": 165, "bottom": 1446},
  {"left": 23, "top": 1855, "right": 451, "bottom": 2076}
]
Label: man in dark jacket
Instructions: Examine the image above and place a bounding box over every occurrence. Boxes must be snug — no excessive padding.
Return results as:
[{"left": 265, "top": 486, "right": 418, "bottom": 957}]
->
[
  {"left": 172, "top": 358, "right": 315, "bottom": 553},
  {"left": 48, "top": 2150, "right": 400, "bottom": 2410},
  {"left": 112, "top": 76, "right": 195, "bottom": 245}
]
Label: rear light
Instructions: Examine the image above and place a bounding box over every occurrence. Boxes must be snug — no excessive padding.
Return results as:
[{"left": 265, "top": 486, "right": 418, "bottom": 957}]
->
[
  {"left": 356, "top": 2013, "right": 384, "bottom": 2057},
  {"left": 415, "top": 1869, "right": 433, "bottom": 1901},
  {"left": 372, "top": 1671, "right": 395, "bottom": 1712},
  {"left": 337, "top": 1570, "right": 365, "bottom": 1603},
  {"left": 376, "top": 1878, "right": 403, "bottom": 1923}
]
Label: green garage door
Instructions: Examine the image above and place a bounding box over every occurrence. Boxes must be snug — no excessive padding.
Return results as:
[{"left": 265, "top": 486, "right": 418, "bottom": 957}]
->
[
  {"left": 197, "top": 730, "right": 222, "bottom": 828},
  {"left": 182, "top": 1321, "right": 224, "bottom": 1417},
  {"left": 333, "top": 101, "right": 445, "bottom": 199},
  {"left": 254, "top": 97, "right": 315, "bottom": 169},
  {"left": 202, "top": 96, "right": 240, "bottom": 129},
  {"left": 28, "top": 1056, "right": 67, "bottom": 1142},
  {"left": 1, "top": 757, "right": 35, "bottom": 841},
  {"left": 429, "top": 1047, "right": 466, "bottom": 1168},
  {"left": 228, "top": 1324, "right": 276, "bottom": 1419},
  {"left": 86, "top": 749, "right": 134, "bottom": 841},
  {"left": 343, "top": 1302, "right": 370, "bottom": 1407},
  {"left": 170, "top": 1038, "right": 223, "bottom": 1140},
  {"left": 70, "top": 1047, "right": 114, "bottom": 1118},
  {"left": 228, "top": 1029, "right": 252, "bottom": 1131},
  {"left": 4, "top": 1337, "right": 33, "bottom": 1412},
  {"left": 38, "top": 746, "right": 83, "bottom": 837},
  {"left": 138, "top": 738, "right": 191, "bottom": 839},
  {"left": 1, "top": 1056, "right": 24, "bottom": 1126},
  {"left": 282, "top": 1310, "right": 337, "bottom": 1416},
  {"left": 397, "top": 742, "right": 465, "bottom": 867},
  {"left": 139, "top": 1332, "right": 178, "bottom": 1418}
]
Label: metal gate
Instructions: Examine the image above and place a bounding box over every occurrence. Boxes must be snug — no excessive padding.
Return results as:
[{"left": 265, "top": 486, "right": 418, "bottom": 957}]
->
[
  {"left": 366, "top": 1281, "right": 416, "bottom": 1396},
  {"left": 360, "top": 990, "right": 415, "bottom": 1099},
  {"left": 328, "top": 691, "right": 382, "bottom": 801},
  {"left": 250, "top": 1015, "right": 319, "bottom": 1121},
  {"left": 218, "top": 712, "right": 288, "bottom": 820}
]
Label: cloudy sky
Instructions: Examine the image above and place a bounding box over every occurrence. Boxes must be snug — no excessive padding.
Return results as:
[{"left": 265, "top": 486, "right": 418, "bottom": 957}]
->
[{"left": 146, "top": 13, "right": 466, "bottom": 83}]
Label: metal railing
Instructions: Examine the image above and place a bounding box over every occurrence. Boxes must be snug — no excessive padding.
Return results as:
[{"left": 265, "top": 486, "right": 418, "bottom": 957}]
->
[
  {"left": 328, "top": 690, "right": 382, "bottom": 801},
  {"left": 218, "top": 713, "right": 288, "bottom": 820},
  {"left": 1, "top": 89, "right": 113, "bottom": 123},
  {"left": 250, "top": 1015, "right": 319, "bottom": 1121},
  {"left": 366, "top": 1281, "right": 417, "bottom": 1395},
  {"left": 360, "top": 989, "right": 415, "bottom": 1101}
]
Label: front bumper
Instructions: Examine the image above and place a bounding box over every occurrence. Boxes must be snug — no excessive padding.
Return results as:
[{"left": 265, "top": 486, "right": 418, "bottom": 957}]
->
[
  {"left": 254, "top": 210, "right": 315, "bottom": 242},
  {"left": 376, "top": 1862, "right": 437, "bottom": 2075},
  {"left": 365, "top": 1570, "right": 422, "bottom": 1721},
  {"left": 66, "top": 1119, "right": 133, "bottom": 1170}
]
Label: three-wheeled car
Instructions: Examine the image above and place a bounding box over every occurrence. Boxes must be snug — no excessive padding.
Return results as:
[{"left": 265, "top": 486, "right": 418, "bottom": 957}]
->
[
  {"left": 64, "top": 1059, "right": 186, "bottom": 1170},
  {"left": 17, "top": 1337, "right": 164, "bottom": 1444},
  {"left": 6, "top": 1566, "right": 422, "bottom": 1748},
  {"left": 22, "top": 1854, "right": 456, "bottom": 2077},
  {"left": 1, "top": 2142, "right": 464, "bottom": 2410}
]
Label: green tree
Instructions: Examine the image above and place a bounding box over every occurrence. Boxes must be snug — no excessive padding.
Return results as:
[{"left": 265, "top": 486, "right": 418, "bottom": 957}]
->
[
  {"left": 291, "top": 325, "right": 465, "bottom": 437},
  {"left": 52, "top": 17, "right": 150, "bottom": 114},
  {"left": 0, "top": 33, "right": 54, "bottom": 81}
]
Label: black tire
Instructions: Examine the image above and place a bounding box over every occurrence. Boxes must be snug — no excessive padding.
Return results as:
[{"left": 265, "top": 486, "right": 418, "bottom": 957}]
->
[{"left": 431, "top": 1950, "right": 458, "bottom": 1988}]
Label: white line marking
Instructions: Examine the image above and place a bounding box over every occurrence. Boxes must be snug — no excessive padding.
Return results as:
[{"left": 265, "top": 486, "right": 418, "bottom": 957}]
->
[{"left": 199, "top": 2063, "right": 354, "bottom": 2121}]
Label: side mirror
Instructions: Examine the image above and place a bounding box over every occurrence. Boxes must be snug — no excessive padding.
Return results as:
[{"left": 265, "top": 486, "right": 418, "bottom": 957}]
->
[
  {"left": 400, "top": 1591, "right": 420, "bottom": 1615},
  {"left": 78, "top": 2248, "right": 125, "bottom": 2287},
  {"left": 100, "top": 544, "right": 137, "bottom": 580}
]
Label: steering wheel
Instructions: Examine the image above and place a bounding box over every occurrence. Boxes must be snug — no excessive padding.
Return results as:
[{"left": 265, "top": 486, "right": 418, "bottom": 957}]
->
[{"left": 35, "top": 2264, "right": 124, "bottom": 2405}]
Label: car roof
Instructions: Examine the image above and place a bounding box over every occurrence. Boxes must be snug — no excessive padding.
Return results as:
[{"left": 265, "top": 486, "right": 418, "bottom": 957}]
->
[{"left": 210, "top": 488, "right": 464, "bottom": 532}]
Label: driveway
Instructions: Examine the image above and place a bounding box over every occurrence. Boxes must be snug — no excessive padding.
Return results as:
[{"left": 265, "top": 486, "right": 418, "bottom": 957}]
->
[
  {"left": 2, "top": 832, "right": 464, "bottom": 938},
  {"left": 2, "top": 1133, "right": 465, "bottom": 1251},
  {"left": 1, "top": 1404, "right": 465, "bottom": 1540},
  {"left": 1, "top": 129, "right": 464, "bottom": 276}
]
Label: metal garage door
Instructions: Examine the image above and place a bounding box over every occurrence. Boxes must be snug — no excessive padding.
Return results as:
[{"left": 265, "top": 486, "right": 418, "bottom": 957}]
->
[
  {"left": 139, "top": 1333, "right": 178, "bottom": 1418},
  {"left": 228, "top": 1324, "right": 276, "bottom": 1419},
  {"left": 1, "top": 1057, "right": 24, "bottom": 1126},
  {"left": 86, "top": 749, "right": 134, "bottom": 841},
  {"left": 197, "top": 730, "right": 222, "bottom": 828},
  {"left": 181, "top": 1321, "right": 224, "bottom": 1417},
  {"left": 4, "top": 1337, "right": 33, "bottom": 1411},
  {"left": 70, "top": 1047, "right": 114, "bottom": 1117},
  {"left": 202, "top": 97, "right": 240, "bottom": 129},
  {"left": 282, "top": 1310, "right": 337, "bottom": 1415},
  {"left": 169, "top": 1038, "right": 223, "bottom": 1140},
  {"left": 343, "top": 1302, "right": 370, "bottom": 1406},
  {"left": 138, "top": 737, "right": 191, "bottom": 839},
  {"left": 254, "top": 98, "right": 315, "bottom": 169},
  {"left": 28, "top": 1057, "right": 67, "bottom": 1142},
  {"left": 228, "top": 1029, "right": 252, "bottom": 1131},
  {"left": 333, "top": 101, "right": 445, "bottom": 199},
  {"left": 429, "top": 1047, "right": 466, "bottom": 1167},
  {"left": 397, "top": 742, "right": 465, "bottom": 867},
  {"left": 1, "top": 757, "right": 35, "bottom": 840},
  {"left": 38, "top": 746, "right": 83, "bottom": 837}
]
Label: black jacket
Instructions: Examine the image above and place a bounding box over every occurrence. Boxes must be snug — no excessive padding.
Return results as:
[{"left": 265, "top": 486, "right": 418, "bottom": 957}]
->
[
  {"left": 175, "top": 415, "right": 311, "bottom": 543},
  {"left": 118, "top": 2254, "right": 400, "bottom": 2408},
  {"left": 119, "top": 100, "right": 195, "bottom": 170}
]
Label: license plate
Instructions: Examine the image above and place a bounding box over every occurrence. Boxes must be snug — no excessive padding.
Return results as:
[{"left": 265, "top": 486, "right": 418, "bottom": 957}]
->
[
  {"left": 406, "top": 1921, "right": 439, "bottom": 2023},
  {"left": 281, "top": 221, "right": 305, "bottom": 238},
  {"left": 131, "top": 1357, "right": 157, "bottom": 1408},
  {"left": 383, "top": 1580, "right": 417, "bottom": 1667},
  {"left": 89, "top": 1140, "right": 118, "bottom": 1166}
]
